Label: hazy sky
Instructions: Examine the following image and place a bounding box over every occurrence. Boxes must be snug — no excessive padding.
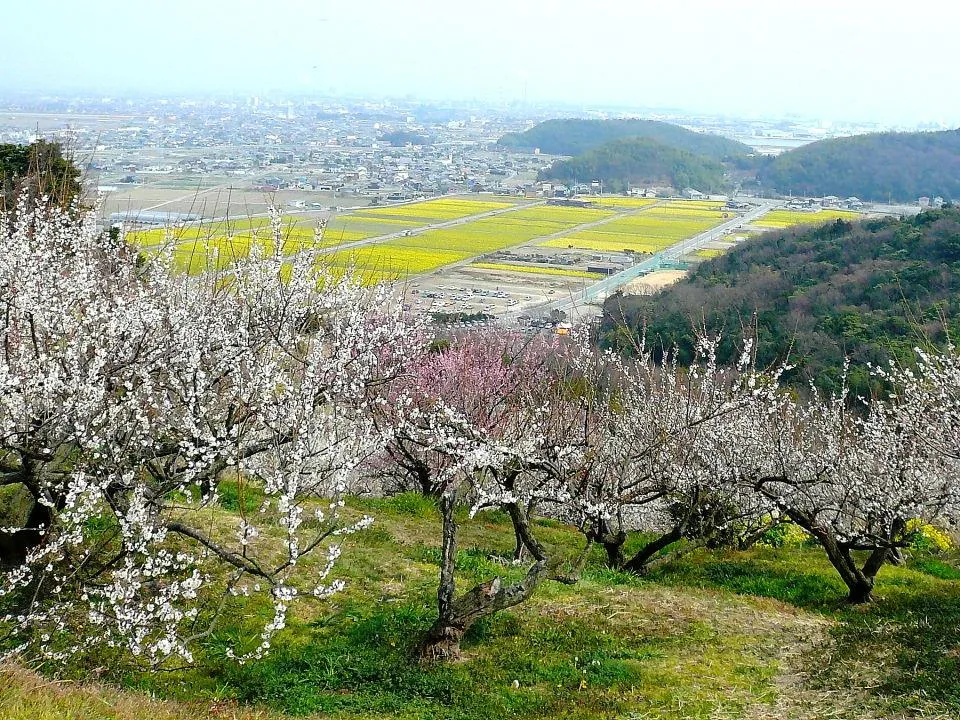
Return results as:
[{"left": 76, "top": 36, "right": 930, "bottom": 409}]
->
[{"left": 5, "top": 0, "right": 958, "bottom": 124}]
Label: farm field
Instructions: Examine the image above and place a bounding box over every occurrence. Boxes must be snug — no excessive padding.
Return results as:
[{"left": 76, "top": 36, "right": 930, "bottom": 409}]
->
[
  {"left": 128, "top": 197, "right": 537, "bottom": 276},
  {"left": 325, "top": 204, "right": 615, "bottom": 282},
  {"left": 349, "top": 196, "right": 525, "bottom": 223},
  {"left": 574, "top": 196, "right": 659, "bottom": 210},
  {"left": 127, "top": 196, "right": 740, "bottom": 288},
  {"left": 753, "top": 208, "right": 860, "bottom": 229},
  {"left": 129, "top": 216, "right": 347, "bottom": 274},
  {"left": 541, "top": 202, "right": 730, "bottom": 254}
]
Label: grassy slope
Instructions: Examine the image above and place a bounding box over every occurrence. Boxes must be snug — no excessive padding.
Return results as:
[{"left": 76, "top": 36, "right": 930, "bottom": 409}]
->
[{"left": 3, "top": 495, "right": 960, "bottom": 720}]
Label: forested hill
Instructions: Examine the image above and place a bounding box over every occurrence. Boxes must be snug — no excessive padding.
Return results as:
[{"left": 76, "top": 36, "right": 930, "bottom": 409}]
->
[
  {"left": 498, "top": 118, "right": 751, "bottom": 159},
  {"left": 539, "top": 138, "right": 727, "bottom": 193},
  {"left": 601, "top": 207, "right": 960, "bottom": 396},
  {"left": 759, "top": 129, "right": 960, "bottom": 202}
]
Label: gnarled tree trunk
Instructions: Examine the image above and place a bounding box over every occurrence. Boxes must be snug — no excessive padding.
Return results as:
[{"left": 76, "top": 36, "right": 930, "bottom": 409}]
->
[
  {"left": 789, "top": 511, "right": 889, "bottom": 604},
  {"left": 587, "top": 518, "right": 626, "bottom": 569},
  {"left": 419, "top": 496, "right": 586, "bottom": 662},
  {"left": 623, "top": 525, "right": 684, "bottom": 575}
]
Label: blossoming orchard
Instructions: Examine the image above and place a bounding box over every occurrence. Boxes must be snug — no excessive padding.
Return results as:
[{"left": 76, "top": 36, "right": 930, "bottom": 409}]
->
[{"left": 2, "top": 197, "right": 960, "bottom": 670}]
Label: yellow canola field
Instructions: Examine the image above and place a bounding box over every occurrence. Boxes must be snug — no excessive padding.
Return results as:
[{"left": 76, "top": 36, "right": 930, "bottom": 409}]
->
[
  {"left": 574, "top": 196, "right": 658, "bottom": 210},
  {"left": 754, "top": 209, "right": 860, "bottom": 229},
  {"left": 542, "top": 209, "right": 727, "bottom": 254},
  {"left": 470, "top": 263, "right": 604, "bottom": 279},
  {"left": 168, "top": 234, "right": 335, "bottom": 275},
  {"left": 129, "top": 214, "right": 329, "bottom": 242},
  {"left": 129, "top": 196, "right": 528, "bottom": 272},
  {"left": 322, "top": 203, "right": 613, "bottom": 281},
  {"left": 382, "top": 206, "right": 612, "bottom": 255},
  {"left": 325, "top": 245, "right": 472, "bottom": 285},
  {"left": 661, "top": 199, "right": 727, "bottom": 211},
  {"left": 646, "top": 205, "right": 731, "bottom": 221},
  {"left": 350, "top": 197, "right": 521, "bottom": 223},
  {"left": 507, "top": 205, "right": 613, "bottom": 224},
  {"left": 129, "top": 216, "right": 344, "bottom": 276}
]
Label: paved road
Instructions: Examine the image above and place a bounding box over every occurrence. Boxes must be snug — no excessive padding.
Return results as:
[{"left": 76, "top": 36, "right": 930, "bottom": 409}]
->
[{"left": 514, "top": 200, "right": 782, "bottom": 320}]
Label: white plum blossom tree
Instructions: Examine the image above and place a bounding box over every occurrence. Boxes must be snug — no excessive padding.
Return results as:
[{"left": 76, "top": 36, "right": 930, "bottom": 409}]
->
[
  {"left": 0, "top": 198, "right": 425, "bottom": 664},
  {"left": 729, "top": 361, "right": 960, "bottom": 603},
  {"left": 565, "top": 335, "right": 775, "bottom": 574}
]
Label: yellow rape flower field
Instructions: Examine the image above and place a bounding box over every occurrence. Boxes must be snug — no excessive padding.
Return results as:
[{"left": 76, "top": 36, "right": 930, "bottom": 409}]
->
[
  {"left": 753, "top": 209, "right": 860, "bottom": 229},
  {"left": 349, "top": 196, "right": 524, "bottom": 223},
  {"left": 580, "top": 196, "right": 659, "bottom": 210},
  {"left": 322, "top": 205, "right": 612, "bottom": 281},
  {"left": 541, "top": 207, "right": 729, "bottom": 254},
  {"left": 126, "top": 196, "right": 752, "bottom": 281}
]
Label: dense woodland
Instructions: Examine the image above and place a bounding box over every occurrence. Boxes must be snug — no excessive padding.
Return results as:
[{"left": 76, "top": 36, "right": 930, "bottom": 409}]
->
[
  {"left": 758, "top": 129, "right": 960, "bottom": 202},
  {"left": 538, "top": 137, "right": 728, "bottom": 192},
  {"left": 602, "top": 208, "right": 960, "bottom": 397},
  {"left": 497, "top": 118, "right": 751, "bottom": 159}
]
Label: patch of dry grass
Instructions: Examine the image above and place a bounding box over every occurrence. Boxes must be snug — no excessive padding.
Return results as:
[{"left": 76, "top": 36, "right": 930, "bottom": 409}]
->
[{"left": 0, "top": 662, "right": 277, "bottom": 720}]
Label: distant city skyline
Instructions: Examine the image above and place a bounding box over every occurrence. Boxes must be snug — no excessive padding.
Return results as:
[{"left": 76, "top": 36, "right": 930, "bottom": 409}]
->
[{"left": 5, "top": 0, "right": 959, "bottom": 127}]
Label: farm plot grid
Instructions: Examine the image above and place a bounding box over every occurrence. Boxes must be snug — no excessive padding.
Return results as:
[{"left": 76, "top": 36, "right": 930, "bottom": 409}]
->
[
  {"left": 322, "top": 204, "right": 615, "bottom": 283},
  {"left": 128, "top": 197, "right": 531, "bottom": 275},
  {"left": 540, "top": 201, "right": 731, "bottom": 254}
]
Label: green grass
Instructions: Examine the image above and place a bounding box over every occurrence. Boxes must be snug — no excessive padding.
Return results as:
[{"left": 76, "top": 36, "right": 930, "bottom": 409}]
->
[{"left": 4, "top": 494, "right": 960, "bottom": 719}]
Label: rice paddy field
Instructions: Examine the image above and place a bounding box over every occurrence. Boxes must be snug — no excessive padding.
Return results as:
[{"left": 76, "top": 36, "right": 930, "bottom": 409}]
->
[
  {"left": 753, "top": 209, "right": 860, "bottom": 229},
  {"left": 541, "top": 201, "right": 731, "bottom": 254}
]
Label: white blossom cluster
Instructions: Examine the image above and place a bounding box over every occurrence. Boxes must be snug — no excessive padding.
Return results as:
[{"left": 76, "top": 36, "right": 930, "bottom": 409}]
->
[{"left": 0, "top": 198, "right": 425, "bottom": 664}]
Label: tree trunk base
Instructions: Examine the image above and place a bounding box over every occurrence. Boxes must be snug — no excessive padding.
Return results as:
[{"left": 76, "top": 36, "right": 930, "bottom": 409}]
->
[
  {"left": 846, "top": 584, "right": 874, "bottom": 604},
  {"left": 418, "top": 623, "right": 464, "bottom": 663}
]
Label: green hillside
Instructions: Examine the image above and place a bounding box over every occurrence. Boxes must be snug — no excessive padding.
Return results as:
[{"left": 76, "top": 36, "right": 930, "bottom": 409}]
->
[
  {"left": 4, "top": 493, "right": 960, "bottom": 720},
  {"left": 602, "top": 207, "right": 960, "bottom": 396},
  {"left": 759, "top": 129, "right": 960, "bottom": 202},
  {"left": 498, "top": 118, "right": 752, "bottom": 159},
  {"left": 539, "top": 137, "right": 728, "bottom": 193}
]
